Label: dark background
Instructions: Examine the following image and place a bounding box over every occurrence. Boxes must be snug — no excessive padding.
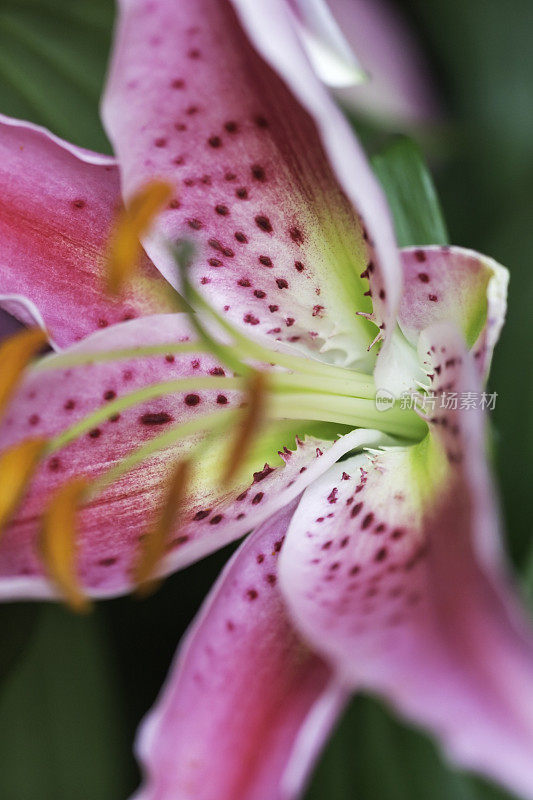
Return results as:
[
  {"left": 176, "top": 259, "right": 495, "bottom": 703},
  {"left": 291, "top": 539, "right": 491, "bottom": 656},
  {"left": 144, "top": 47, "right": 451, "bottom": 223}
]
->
[{"left": 0, "top": 1, "right": 531, "bottom": 797}]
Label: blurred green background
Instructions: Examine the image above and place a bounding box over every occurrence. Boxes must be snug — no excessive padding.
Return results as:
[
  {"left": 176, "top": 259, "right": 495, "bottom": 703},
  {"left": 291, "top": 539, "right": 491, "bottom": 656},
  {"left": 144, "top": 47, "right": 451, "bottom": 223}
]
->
[{"left": 0, "top": 0, "right": 531, "bottom": 798}]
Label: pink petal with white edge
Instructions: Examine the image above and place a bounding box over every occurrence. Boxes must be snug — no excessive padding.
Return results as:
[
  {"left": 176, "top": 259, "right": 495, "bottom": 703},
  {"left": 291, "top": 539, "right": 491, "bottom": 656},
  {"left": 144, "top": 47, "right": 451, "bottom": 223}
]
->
[
  {"left": 0, "top": 114, "right": 170, "bottom": 348},
  {"left": 134, "top": 500, "right": 346, "bottom": 800},
  {"left": 102, "top": 0, "right": 400, "bottom": 366},
  {"left": 327, "top": 0, "right": 442, "bottom": 127},
  {"left": 280, "top": 324, "right": 533, "bottom": 799},
  {"left": 0, "top": 313, "right": 371, "bottom": 600},
  {"left": 399, "top": 245, "right": 509, "bottom": 379}
]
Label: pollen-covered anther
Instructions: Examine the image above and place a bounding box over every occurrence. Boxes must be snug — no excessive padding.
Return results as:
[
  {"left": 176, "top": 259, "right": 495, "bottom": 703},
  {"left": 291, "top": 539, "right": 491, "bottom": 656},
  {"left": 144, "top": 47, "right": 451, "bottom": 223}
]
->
[
  {"left": 106, "top": 179, "right": 174, "bottom": 295},
  {"left": 0, "top": 327, "right": 48, "bottom": 417},
  {"left": 134, "top": 459, "right": 190, "bottom": 596},
  {"left": 40, "top": 477, "right": 91, "bottom": 613},
  {"left": 0, "top": 438, "right": 47, "bottom": 533},
  {"left": 223, "top": 371, "right": 267, "bottom": 486}
]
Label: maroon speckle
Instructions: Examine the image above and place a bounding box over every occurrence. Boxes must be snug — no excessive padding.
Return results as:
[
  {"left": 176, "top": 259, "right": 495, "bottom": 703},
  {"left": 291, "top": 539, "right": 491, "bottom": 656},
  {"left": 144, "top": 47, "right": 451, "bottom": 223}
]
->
[
  {"left": 391, "top": 528, "right": 405, "bottom": 540},
  {"left": 253, "top": 464, "right": 274, "bottom": 482},
  {"left": 285, "top": 318, "right": 295, "bottom": 327},
  {"left": 351, "top": 502, "right": 363, "bottom": 518},
  {"left": 256, "top": 553, "right": 265, "bottom": 563},
  {"left": 103, "top": 390, "right": 116, "bottom": 401},
  {"left": 185, "top": 394, "right": 201, "bottom": 406},
  {"left": 188, "top": 218, "right": 203, "bottom": 230},
  {"left": 188, "top": 48, "right": 201, "bottom": 59},
  {"left": 64, "top": 399, "right": 75, "bottom": 411},
  {"left": 194, "top": 509, "right": 211, "bottom": 521},
  {"left": 252, "top": 492, "right": 264, "bottom": 505},
  {"left": 259, "top": 255, "right": 272, "bottom": 267},
  {"left": 28, "top": 414, "right": 40, "bottom": 426},
  {"left": 72, "top": 198, "right": 86, "bottom": 209},
  {"left": 379, "top": 289, "right": 386, "bottom": 300},
  {"left": 255, "top": 215, "right": 272, "bottom": 232},
  {"left": 254, "top": 115, "right": 269, "bottom": 128},
  {"left": 238, "top": 278, "right": 251, "bottom": 287},
  {"left": 251, "top": 165, "right": 266, "bottom": 181},
  {"left": 428, "top": 294, "right": 438, "bottom": 302},
  {"left": 98, "top": 557, "right": 117, "bottom": 567},
  {"left": 186, "top": 105, "right": 199, "bottom": 115},
  {"left": 246, "top": 588, "right": 258, "bottom": 600},
  {"left": 210, "top": 367, "right": 225, "bottom": 376},
  {"left": 235, "top": 231, "right": 248, "bottom": 243},
  {"left": 268, "top": 304, "right": 279, "bottom": 312},
  {"left": 266, "top": 573, "right": 277, "bottom": 585},
  {"left": 154, "top": 137, "right": 167, "bottom": 148},
  {"left": 224, "top": 120, "right": 238, "bottom": 133},
  {"left": 171, "top": 78, "right": 185, "bottom": 89},
  {"left": 276, "top": 278, "right": 289, "bottom": 289},
  {"left": 361, "top": 512, "right": 374, "bottom": 529},
  {"left": 165, "top": 355, "right": 175, "bottom": 363},
  {"left": 375, "top": 547, "right": 388, "bottom": 562},
  {"left": 48, "top": 457, "right": 61, "bottom": 472},
  {"left": 289, "top": 227, "right": 304, "bottom": 244},
  {"left": 415, "top": 250, "right": 427, "bottom": 262},
  {"left": 236, "top": 187, "right": 248, "bottom": 199},
  {"left": 418, "top": 272, "right": 430, "bottom": 283},
  {"left": 294, "top": 261, "right": 304, "bottom": 272},
  {"left": 244, "top": 313, "right": 260, "bottom": 325},
  {"left": 349, "top": 565, "right": 360, "bottom": 576},
  {"left": 88, "top": 428, "right": 101, "bottom": 439},
  {"left": 98, "top": 319, "right": 108, "bottom": 328},
  {"left": 215, "top": 204, "right": 229, "bottom": 216},
  {"left": 327, "top": 488, "right": 338, "bottom": 504},
  {"left": 208, "top": 258, "right": 222, "bottom": 267},
  {"left": 208, "top": 135, "right": 222, "bottom": 148},
  {"left": 254, "top": 289, "right": 266, "bottom": 299},
  {"left": 312, "top": 305, "right": 324, "bottom": 317},
  {"left": 140, "top": 412, "right": 174, "bottom": 425},
  {"left": 216, "top": 394, "right": 228, "bottom": 404},
  {"left": 210, "top": 514, "right": 223, "bottom": 525}
]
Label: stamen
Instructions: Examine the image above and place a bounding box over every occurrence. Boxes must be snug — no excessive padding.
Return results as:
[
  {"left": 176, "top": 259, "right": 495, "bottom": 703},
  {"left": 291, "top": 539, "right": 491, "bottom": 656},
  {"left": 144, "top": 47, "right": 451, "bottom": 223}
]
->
[
  {"left": 174, "top": 240, "right": 250, "bottom": 376},
  {"left": 40, "top": 477, "right": 90, "bottom": 613},
  {"left": 134, "top": 459, "right": 190, "bottom": 595},
  {"left": 47, "top": 376, "right": 244, "bottom": 453},
  {"left": 0, "top": 327, "right": 48, "bottom": 417},
  {"left": 86, "top": 409, "right": 235, "bottom": 500},
  {"left": 33, "top": 341, "right": 202, "bottom": 373},
  {"left": 0, "top": 438, "right": 46, "bottom": 533},
  {"left": 106, "top": 180, "right": 173, "bottom": 295},
  {"left": 223, "top": 371, "right": 266, "bottom": 485}
]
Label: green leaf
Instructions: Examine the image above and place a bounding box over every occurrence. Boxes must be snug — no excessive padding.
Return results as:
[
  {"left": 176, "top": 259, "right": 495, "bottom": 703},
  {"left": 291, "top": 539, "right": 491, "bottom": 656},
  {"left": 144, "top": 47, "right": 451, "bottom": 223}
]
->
[
  {"left": 0, "top": 0, "right": 114, "bottom": 152},
  {"left": 0, "top": 604, "right": 133, "bottom": 800},
  {"left": 0, "top": 603, "right": 40, "bottom": 680},
  {"left": 372, "top": 137, "right": 449, "bottom": 248}
]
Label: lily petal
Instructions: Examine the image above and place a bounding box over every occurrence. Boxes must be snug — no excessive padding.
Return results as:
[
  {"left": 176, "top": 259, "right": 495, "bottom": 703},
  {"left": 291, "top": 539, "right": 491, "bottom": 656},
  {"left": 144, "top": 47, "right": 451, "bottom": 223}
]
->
[
  {"left": 134, "top": 500, "right": 346, "bottom": 800},
  {"left": 102, "top": 0, "right": 400, "bottom": 366},
  {"left": 280, "top": 324, "right": 533, "bottom": 798},
  {"left": 283, "top": 0, "right": 365, "bottom": 87},
  {"left": 0, "top": 314, "right": 371, "bottom": 600},
  {"left": 327, "top": 0, "right": 442, "bottom": 128},
  {"left": 399, "top": 245, "right": 509, "bottom": 380},
  {"left": 0, "top": 114, "right": 170, "bottom": 348}
]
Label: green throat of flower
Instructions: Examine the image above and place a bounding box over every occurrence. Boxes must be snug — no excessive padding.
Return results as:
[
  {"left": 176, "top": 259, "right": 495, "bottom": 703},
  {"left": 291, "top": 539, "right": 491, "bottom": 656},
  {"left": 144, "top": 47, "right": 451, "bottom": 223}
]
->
[{"left": 0, "top": 234, "right": 427, "bottom": 607}]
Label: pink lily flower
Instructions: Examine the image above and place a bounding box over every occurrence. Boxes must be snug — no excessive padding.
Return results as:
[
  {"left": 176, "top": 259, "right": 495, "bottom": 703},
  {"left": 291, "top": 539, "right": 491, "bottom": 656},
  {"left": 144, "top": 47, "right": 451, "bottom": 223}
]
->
[{"left": 0, "top": 1, "right": 532, "bottom": 799}]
